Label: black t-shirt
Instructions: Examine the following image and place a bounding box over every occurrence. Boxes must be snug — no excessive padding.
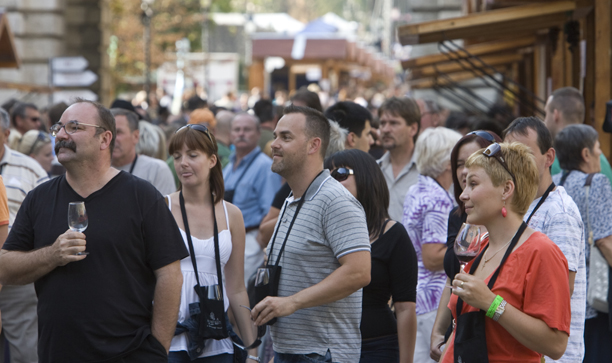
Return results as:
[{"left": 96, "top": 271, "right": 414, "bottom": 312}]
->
[
  {"left": 271, "top": 182, "right": 291, "bottom": 210},
  {"left": 360, "top": 222, "right": 417, "bottom": 340},
  {"left": 444, "top": 206, "right": 466, "bottom": 280},
  {"left": 3, "top": 171, "right": 189, "bottom": 363}
]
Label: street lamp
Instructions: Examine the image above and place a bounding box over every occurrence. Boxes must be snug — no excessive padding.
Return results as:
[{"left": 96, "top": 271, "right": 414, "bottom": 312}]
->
[{"left": 141, "top": 0, "right": 155, "bottom": 106}]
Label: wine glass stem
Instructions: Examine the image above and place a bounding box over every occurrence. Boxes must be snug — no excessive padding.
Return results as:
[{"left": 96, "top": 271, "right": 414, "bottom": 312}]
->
[{"left": 460, "top": 263, "right": 467, "bottom": 272}]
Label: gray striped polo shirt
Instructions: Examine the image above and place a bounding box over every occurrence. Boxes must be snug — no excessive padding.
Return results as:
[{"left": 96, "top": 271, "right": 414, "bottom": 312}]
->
[{"left": 267, "top": 170, "right": 371, "bottom": 362}]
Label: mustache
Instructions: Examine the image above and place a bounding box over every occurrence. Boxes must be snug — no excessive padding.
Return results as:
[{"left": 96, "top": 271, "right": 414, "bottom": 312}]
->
[
  {"left": 55, "top": 140, "right": 76, "bottom": 154},
  {"left": 234, "top": 138, "right": 248, "bottom": 143}
]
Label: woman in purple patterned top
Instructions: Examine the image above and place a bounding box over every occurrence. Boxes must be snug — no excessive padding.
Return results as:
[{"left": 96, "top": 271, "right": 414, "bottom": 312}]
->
[{"left": 402, "top": 127, "right": 461, "bottom": 363}]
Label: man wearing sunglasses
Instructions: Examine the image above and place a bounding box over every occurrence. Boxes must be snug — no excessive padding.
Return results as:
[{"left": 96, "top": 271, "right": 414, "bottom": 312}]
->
[
  {"left": 0, "top": 99, "right": 188, "bottom": 363},
  {"left": 504, "top": 117, "right": 585, "bottom": 363},
  {"left": 8, "top": 102, "right": 42, "bottom": 150}
]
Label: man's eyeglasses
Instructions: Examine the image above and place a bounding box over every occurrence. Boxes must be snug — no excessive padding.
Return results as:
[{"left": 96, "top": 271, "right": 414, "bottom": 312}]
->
[
  {"left": 467, "top": 130, "right": 496, "bottom": 143},
  {"left": 28, "top": 131, "right": 50, "bottom": 156},
  {"left": 26, "top": 116, "right": 41, "bottom": 123},
  {"left": 175, "top": 124, "right": 213, "bottom": 142},
  {"left": 50, "top": 120, "right": 106, "bottom": 137},
  {"left": 330, "top": 167, "right": 354, "bottom": 182},
  {"left": 483, "top": 143, "right": 517, "bottom": 184},
  {"left": 232, "top": 305, "right": 266, "bottom": 351}
]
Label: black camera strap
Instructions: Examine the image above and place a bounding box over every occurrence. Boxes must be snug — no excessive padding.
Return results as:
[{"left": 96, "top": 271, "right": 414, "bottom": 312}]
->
[
  {"left": 179, "top": 191, "right": 225, "bottom": 325},
  {"left": 525, "top": 182, "right": 555, "bottom": 224},
  {"left": 267, "top": 170, "right": 324, "bottom": 268}
]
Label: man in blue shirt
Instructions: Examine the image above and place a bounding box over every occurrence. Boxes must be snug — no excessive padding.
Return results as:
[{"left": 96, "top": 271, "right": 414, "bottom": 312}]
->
[{"left": 223, "top": 113, "right": 282, "bottom": 284}]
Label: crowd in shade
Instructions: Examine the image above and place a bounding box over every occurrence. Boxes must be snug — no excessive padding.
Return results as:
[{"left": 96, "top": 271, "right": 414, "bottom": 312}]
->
[{"left": 0, "top": 85, "right": 608, "bottom": 363}]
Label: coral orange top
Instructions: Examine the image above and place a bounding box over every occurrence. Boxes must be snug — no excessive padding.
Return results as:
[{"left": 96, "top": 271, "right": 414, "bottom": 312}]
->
[
  {"left": 442, "top": 231, "right": 571, "bottom": 363},
  {"left": 0, "top": 176, "right": 8, "bottom": 226}
]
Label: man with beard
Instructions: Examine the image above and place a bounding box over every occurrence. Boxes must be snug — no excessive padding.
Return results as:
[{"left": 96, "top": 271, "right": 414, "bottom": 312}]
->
[
  {"left": 0, "top": 99, "right": 188, "bottom": 363},
  {"left": 223, "top": 113, "right": 281, "bottom": 284},
  {"left": 0, "top": 108, "right": 48, "bottom": 363},
  {"left": 376, "top": 97, "right": 421, "bottom": 222},
  {"left": 251, "top": 105, "right": 371, "bottom": 363}
]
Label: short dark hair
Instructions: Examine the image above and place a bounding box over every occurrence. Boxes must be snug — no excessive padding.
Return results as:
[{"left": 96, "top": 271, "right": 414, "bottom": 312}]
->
[
  {"left": 253, "top": 99, "right": 275, "bottom": 123},
  {"left": 324, "top": 149, "right": 389, "bottom": 238},
  {"left": 186, "top": 96, "right": 207, "bottom": 112},
  {"left": 110, "top": 108, "right": 140, "bottom": 132},
  {"left": 450, "top": 130, "right": 502, "bottom": 213},
  {"left": 378, "top": 97, "right": 421, "bottom": 142},
  {"left": 169, "top": 126, "right": 224, "bottom": 202},
  {"left": 290, "top": 89, "right": 323, "bottom": 112},
  {"left": 10, "top": 102, "right": 38, "bottom": 127},
  {"left": 48, "top": 102, "right": 69, "bottom": 126},
  {"left": 73, "top": 98, "right": 116, "bottom": 154},
  {"left": 324, "top": 101, "right": 372, "bottom": 137},
  {"left": 503, "top": 116, "right": 553, "bottom": 154},
  {"left": 283, "top": 104, "right": 330, "bottom": 158},
  {"left": 555, "top": 124, "right": 599, "bottom": 171},
  {"left": 549, "top": 87, "right": 585, "bottom": 124}
]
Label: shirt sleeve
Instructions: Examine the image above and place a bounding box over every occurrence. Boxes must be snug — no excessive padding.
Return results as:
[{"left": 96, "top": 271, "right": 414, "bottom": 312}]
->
[
  {"left": 590, "top": 174, "right": 612, "bottom": 241},
  {"left": 388, "top": 224, "right": 417, "bottom": 302},
  {"left": 0, "top": 177, "right": 9, "bottom": 226},
  {"left": 153, "top": 162, "right": 177, "bottom": 195},
  {"left": 422, "top": 194, "right": 452, "bottom": 245},
  {"left": 540, "top": 209, "right": 583, "bottom": 272},
  {"left": 142, "top": 197, "right": 189, "bottom": 271},
  {"left": 256, "top": 167, "right": 282, "bottom": 222},
  {"left": 323, "top": 192, "right": 370, "bottom": 259},
  {"left": 522, "top": 235, "right": 571, "bottom": 335},
  {"left": 271, "top": 183, "right": 291, "bottom": 209}
]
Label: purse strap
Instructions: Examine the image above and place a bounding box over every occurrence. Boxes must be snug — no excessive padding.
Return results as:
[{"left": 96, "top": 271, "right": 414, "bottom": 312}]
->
[
  {"left": 179, "top": 191, "right": 225, "bottom": 303},
  {"left": 456, "top": 222, "right": 528, "bottom": 318},
  {"left": 231, "top": 151, "right": 262, "bottom": 190},
  {"left": 267, "top": 170, "right": 324, "bottom": 268},
  {"left": 584, "top": 173, "right": 595, "bottom": 246}
]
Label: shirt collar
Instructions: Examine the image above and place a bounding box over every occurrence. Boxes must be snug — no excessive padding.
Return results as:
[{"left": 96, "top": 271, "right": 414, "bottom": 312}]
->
[
  {"left": 0, "top": 145, "right": 11, "bottom": 166},
  {"left": 287, "top": 169, "right": 330, "bottom": 204},
  {"left": 378, "top": 151, "right": 416, "bottom": 174}
]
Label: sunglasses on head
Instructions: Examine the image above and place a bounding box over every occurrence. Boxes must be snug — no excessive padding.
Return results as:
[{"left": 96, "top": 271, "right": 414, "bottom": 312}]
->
[
  {"left": 483, "top": 143, "right": 517, "bottom": 184},
  {"left": 331, "top": 167, "right": 354, "bottom": 182},
  {"left": 467, "top": 130, "right": 496, "bottom": 143},
  {"left": 175, "top": 124, "right": 213, "bottom": 142}
]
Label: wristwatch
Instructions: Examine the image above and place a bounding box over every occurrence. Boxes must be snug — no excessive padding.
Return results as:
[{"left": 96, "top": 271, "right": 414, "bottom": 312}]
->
[
  {"left": 492, "top": 299, "right": 507, "bottom": 322},
  {"left": 247, "top": 355, "right": 260, "bottom": 362}
]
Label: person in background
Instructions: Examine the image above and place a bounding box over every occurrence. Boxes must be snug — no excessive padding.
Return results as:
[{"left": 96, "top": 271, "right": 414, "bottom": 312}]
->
[
  {"left": 214, "top": 110, "right": 233, "bottom": 168},
  {"left": 253, "top": 99, "right": 278, "bottom": 156},
  {"left": 223, "top": 113, "right": 281, "bottom": 285},
  {"left": 8, "top": 102, "right": 41, "bottom": 150},
  {"left": 553, "top": 124, "right": 612, "bottom": 363},
  {"left": 0, "top": 177, "right": 10, "bottom": 336},
  {"left": 136, "top": 121, "right": 167, "bottom": 161},
  {"left": 15, "top": 130, "right": 54, "bottom": 174},
  {"left": 377, "top": 97, "right": 421, "bottom": 222},
  {"left": 505, "top": 117, "right": 585, "bottom": 363},
  {"left": 290, "top": 89, "right": 323, "bottom": 112},
  {"left": 445, "top": 111, "right": 471, "bottom": 135},
  {"left": 167, "top": 124, "right": 258, "bottom": 363},
  {"left": 110, "top": 108, "right": 176, "bottom": 195},
  {"left": 325, "top": 101, "right": 374, "bottom": 152},
  {"left": 402, "top": 127, "right": 461, "bottom": 363},
  {"left": 545, "top": 86, "right": 612, "bottom": 185},
  {"left": 442, "top": 142, "right": 570, "bottom": 362},
  {"left": 416, "top": 99, "right": 442, "bottom": 135},
  {"left": 430, "top": 130, "right": 501, "bottom": 361},
  {"left": 326, "top": 149, "right": 417, "bottom": 363}
]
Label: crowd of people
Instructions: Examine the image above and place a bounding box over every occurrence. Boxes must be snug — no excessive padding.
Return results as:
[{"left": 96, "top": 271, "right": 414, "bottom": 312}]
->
[{"left": 0, "top": 85, "right": 607, "bottom": 363}]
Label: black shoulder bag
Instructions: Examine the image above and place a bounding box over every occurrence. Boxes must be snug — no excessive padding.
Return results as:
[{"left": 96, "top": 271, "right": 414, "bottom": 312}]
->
[
  {"left": 179, "top": 191, "right": 228, "bottom": 340},
  {"left": 453, "top": 222, "right": 527, "bottom": 362},
  {"left": 224, "top": 151, "right": 261, "bottom": 203},
  {"left": 252, "top": 170, "right": 324, "bottom": 325}
]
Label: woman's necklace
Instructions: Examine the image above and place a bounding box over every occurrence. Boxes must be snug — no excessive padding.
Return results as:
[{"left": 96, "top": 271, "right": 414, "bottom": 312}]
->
[{"left": 482, "top": 239, "right": 512, "bottom": 268}]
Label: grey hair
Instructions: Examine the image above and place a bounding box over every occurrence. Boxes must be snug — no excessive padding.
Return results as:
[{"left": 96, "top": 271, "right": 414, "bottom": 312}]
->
[
  {"left": 232, "top": 112, "right": 260, "bottom": 131},
  {"left": 415, "top": 127, "right": 462, "bottom": 178},
  {"left": 110, "top": 108, "right": 139, "bottom": 132},
  {"left": 136, "top": 121, "right": 168, "bottom": 160},
  {"left": 0, "top": 108, "right": 10, "bottom": 130},
  {"left": 325, "top": 120, "right": 347, "bottom": 159},
  {"left": 555, "top": 124, "right": 599, "bottom": 171}
]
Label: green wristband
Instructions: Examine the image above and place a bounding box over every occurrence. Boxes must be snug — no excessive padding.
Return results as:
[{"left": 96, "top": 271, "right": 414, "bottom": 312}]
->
[{"left": 486, "top": 295, "right": 503, "bottom": 318}]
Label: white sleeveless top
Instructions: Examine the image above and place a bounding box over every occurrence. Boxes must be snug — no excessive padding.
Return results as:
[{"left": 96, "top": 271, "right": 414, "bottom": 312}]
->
[{"left": 167, "top": 195, "right": 234, "bottom": 357}]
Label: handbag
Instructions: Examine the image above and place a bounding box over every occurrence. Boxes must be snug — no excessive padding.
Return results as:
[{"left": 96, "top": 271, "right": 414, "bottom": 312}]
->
[
  {"left": 179, "top": 191, "right": 229, "bottom": 341},
  {"left": 454, "top": 222, "right": 527, "bottom": 362},
  {"left": 583, "top": 174, "right": 610, "bottom": 313}
]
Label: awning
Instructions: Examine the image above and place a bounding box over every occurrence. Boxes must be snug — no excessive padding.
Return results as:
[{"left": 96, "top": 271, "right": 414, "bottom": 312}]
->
[
  {"left": 410, "top": 53, "right": 524, "bottom": 79},
  {"left": 397, "top": 1, "right": 576, "bottom": 45},
  {"left": 401, "top": 37, "right": 534, "bottom": 70},
  {"left": 0, "top": 11, "right": 19, "bottom": 68}
]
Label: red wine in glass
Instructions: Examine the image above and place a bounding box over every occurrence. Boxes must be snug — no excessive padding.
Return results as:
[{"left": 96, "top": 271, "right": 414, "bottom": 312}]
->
[{"left": 454, "top": 223, "right": 482, "bottom": 271}]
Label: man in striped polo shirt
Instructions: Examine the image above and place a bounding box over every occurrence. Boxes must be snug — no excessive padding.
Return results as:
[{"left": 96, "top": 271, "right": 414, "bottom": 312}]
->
[{"left": 251, "top": 105, "right": 371, "bottom": 363}]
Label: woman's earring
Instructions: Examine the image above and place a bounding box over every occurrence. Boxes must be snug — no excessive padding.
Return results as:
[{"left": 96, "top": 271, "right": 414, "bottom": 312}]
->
[{"left": 501, "top": 200, "right": 507, "bottom": 218}]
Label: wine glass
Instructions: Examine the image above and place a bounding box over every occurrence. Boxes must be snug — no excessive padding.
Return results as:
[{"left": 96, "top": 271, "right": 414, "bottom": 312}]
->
[
  {"left": 454, "top": 223, "right": 482, "bottom": 271},
  {"left": 68, "top": 201, "right": 89, "bottom": 255}
]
